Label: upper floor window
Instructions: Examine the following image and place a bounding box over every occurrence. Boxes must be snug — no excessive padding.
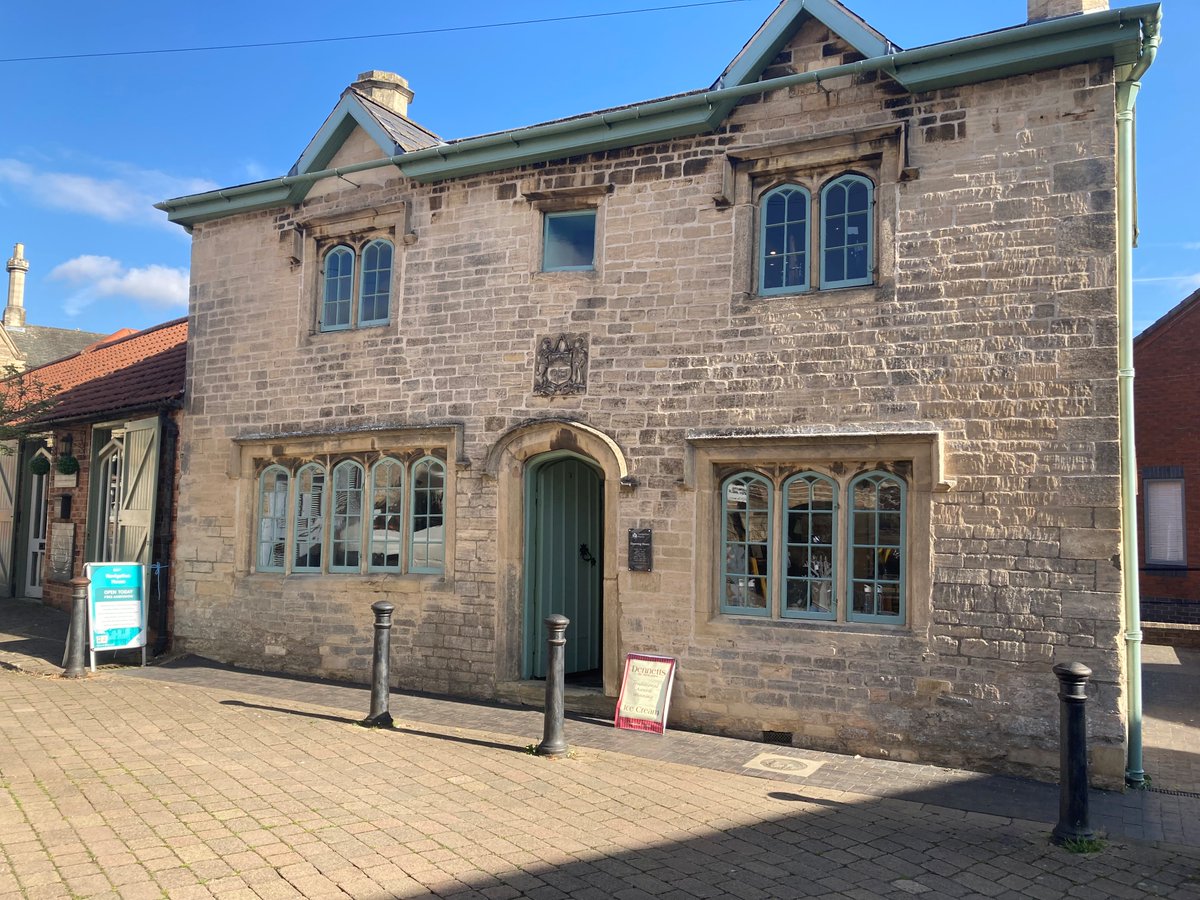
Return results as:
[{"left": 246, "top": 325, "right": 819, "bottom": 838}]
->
[
  {"left": 820, "top": 174, "right": 873, "bottom": 289},
  {"left": 760, "top": 185, "right": 810, "bottom": 296},
  {"left": 320, "top": 239, "right": 393, "bottom": 331},
  {"left": 543, "top": 210, "right": 596, "bottom": 271},
  {"left": 756, "top": 172, "right": 875, "bottom": 295},
  {"left": 257, "top": 453, "right": 446, "bottom": 576},
  {"left": 719, "top": 467, "right": 905, "bottom": 625}
]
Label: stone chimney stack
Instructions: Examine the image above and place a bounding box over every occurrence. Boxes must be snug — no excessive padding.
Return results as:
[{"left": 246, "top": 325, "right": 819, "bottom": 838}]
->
[
  {"left": 351, "top": 71, "right": 414, "bottom": 117},
  {"left": 5, "top": 242, "right": 28, "bottom": 329},
  {"left": 1028, "top": 0, "right": 1108, "bottom": 22}
]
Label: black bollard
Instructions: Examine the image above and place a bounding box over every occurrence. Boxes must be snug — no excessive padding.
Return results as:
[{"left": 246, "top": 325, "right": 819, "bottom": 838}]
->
[
  {"left": 63, "top": 577, "right": 89, "bottom": 679},
  {"left": 362, "top": 601, "right": 395, "bottom": 728},
  {"left": 1051, "top": 661, "right": 1094, "bottom": 844},
  {"left": 536, "top": 614, "right": 570, "bottom": 757}
]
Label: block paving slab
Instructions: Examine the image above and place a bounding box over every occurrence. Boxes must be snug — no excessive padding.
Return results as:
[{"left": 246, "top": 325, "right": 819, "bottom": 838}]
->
[{"left": 1, "top": 598, "right": 1199, "bottom": 898}]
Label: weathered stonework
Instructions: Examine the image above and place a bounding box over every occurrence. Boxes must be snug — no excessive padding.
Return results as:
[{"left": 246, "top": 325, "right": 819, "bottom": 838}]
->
[{"left": 173, "top": 17, "right": 1127, "bottom": 786}]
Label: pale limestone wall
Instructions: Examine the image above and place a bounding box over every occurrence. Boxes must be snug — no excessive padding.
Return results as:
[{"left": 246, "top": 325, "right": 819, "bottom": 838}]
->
[{"left": 175, "top": 20, "right": 1124, "bottom": 783}]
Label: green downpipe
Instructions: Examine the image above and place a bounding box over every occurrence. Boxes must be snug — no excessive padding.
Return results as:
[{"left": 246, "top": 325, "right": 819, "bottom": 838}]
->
[{"left": 1116, "top": 10, "right": 1160, "bottom": 788}]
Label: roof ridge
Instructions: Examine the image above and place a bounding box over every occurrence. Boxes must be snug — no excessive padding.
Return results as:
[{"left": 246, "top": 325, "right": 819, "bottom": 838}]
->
[
  {"left": 350, "top": 88, "right": 443, "bottom": 143},
  {"left": 1135, "top": 285, "right": 1200, "bottom": 347}
]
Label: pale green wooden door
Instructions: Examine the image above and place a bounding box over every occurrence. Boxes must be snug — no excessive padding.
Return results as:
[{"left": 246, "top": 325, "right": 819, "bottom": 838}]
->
[
  {"left": 527, "top": 456, "right": 602, "bottom": 679},
  {"left": 115, "top": 417, "right": 160, "bottom": 566}
]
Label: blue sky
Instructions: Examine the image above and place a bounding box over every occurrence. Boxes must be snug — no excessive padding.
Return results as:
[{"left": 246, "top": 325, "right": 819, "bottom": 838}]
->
[{"left": 1, "top": 0, "right": 1192, "bottom": 337}]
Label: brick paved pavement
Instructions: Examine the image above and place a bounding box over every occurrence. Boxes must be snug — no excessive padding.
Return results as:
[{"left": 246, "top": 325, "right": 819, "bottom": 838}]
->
[
  {"left": 1, "top": 598, "right": 1199, "bottom": 898},
  {"left": 2, "top": 666, "right": 1199, "bottom": 899}
]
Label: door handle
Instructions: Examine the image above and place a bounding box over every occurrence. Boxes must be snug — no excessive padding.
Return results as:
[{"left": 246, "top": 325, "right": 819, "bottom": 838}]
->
[{"left": 579, "top": 543, "right": 596, "bottom": 567}]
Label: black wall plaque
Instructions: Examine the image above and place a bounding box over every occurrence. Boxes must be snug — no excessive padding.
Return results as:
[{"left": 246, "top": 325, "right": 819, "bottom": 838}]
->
[{"left": 628, "top": 528, "right": 652, "bottom": 572}]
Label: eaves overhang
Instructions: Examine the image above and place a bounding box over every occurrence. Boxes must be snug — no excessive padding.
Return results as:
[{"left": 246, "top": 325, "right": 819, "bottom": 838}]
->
[
  {"left": 893, "top": 14, "right": 1148, "bottom": 92},
  {"left": 156, "top": 2, "right": 1160, "bottom": 228},
  {"left": 34, "top": 396, "right": 183, "bottom": 429}
]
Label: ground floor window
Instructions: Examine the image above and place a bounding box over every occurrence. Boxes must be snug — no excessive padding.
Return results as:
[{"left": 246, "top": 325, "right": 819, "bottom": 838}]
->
[
  {"left": 720, "top": 466, "right": 907, "bottom": 625},
  {"left": 256, "top": 452, "right": 446, "bottom": 576}
]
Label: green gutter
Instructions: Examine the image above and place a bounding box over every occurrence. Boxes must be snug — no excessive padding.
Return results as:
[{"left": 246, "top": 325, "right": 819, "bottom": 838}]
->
[
  {"left": 157, "top": 3, "right": 1160, "bottom": 226},
  {"left": 1115, "top": 7, "right": 1161, "bottom": 789}
]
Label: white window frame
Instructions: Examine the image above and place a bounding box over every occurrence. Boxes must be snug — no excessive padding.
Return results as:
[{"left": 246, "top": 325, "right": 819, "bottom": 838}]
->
[{"left": 1144, "top": 477, "right": 1186, "bottom": 567}]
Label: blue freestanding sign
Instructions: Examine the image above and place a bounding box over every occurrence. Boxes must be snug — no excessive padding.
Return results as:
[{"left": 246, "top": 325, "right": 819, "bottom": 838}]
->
[{"left": 85, "top": 562, "right": 148, "bottom": 670}]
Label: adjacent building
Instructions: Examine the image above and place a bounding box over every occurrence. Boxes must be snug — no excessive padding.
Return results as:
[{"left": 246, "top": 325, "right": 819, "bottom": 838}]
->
[
  {"left": 0, "top": 320, "right": 187, "bottom": 653},
  {"left": 2, "top": 243, "right": 106, "bottom": 370},
  {"left": 1134, "top": 287, "right": 1200, "bottom": 631},
  {"left": 159, "top": 0, "right": 1161, "bottom": 785}
]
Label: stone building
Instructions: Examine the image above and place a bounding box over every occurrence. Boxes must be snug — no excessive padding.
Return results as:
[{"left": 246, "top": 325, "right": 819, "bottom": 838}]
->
[
  {"left": 2, "top": 243, "right": 106, "bottom": 370},
  {"left": 159, "top": 0, "right": 1162, "bottom": 785}
]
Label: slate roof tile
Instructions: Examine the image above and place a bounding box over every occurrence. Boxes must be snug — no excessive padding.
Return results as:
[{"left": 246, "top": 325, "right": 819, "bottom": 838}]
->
[{"left": 9, "top": 325, "right": 108, "bottom": 368}]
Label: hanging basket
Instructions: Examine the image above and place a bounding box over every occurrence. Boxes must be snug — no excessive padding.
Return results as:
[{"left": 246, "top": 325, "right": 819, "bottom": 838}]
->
[
  {"left": 55, "top": 454, "right": 80, "bottom": 476},
  {"left": 28, "top": 455, "right": 51, "bottom": 476}
]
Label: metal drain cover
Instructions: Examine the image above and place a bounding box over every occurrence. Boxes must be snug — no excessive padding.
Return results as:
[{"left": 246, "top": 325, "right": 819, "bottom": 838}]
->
[{"left": 743, "top": 753, "right": 825, "bottom": 777}]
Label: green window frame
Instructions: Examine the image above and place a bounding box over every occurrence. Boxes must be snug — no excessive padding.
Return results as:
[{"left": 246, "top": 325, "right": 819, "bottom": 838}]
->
[
  {"left": 543, "top": 210, "right": 596, "bottom": 271},
  {"left": 820, "top": 173, "right": 874, "bottom": 290},
  {"left": 715, "top": 467, "right": 907, "bottom": 625},
  {"left": 759, "top": 184, "right": 810, "bottom": 295},
  {"left": 369, "top": 458, "right": 405, "bottom": 573},
  {"left": 848, "top": 471, "right": 905, "bottom": 623},
  {"left": 321, "top": 245, "right": 355, "bottom": 331},
  {"left": 358, "top": 239, "right": 393, "bottom": 326},
  {"left": 329, "top": 461, "right": 364, "bottom": 573},
  {"left": 782, "top": 472, "right": 837, "bottom": 620},
  {"left": 720, "top": 472, "right": 772, "bottom": 615},
  {"left": 409, "top": 456, "right": 446, "bottom": 575},
  {"left": 254, "top": 451, "right": 449, "bottom": 577},
  {"left": 257, "top": 465, "right": 289, "bottom": 573},
  {"left": 292, "top": 463, "right": 326, "bottom": 573}
]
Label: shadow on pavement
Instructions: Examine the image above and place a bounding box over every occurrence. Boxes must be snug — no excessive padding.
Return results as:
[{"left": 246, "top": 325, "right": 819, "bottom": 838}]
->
[
  {"left": 0, "top": 635, "right": 62, "bottom": 666},
  {"left": 219, "top": 698, "right": 530, "bottom": 754}
]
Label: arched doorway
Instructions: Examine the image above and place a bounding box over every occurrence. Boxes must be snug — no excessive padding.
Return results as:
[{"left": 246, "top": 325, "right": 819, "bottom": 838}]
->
[
  {"left": 524, "top": 451, "right": 603, "bottom": 681},
  {"left": 486, "top": 419, "right": 628, "bottom": 695}
]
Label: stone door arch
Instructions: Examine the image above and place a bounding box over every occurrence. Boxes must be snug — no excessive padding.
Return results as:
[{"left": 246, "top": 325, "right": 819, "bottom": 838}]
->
[{"left": 486, "top": 420, "right": 627, "bottom": 693}]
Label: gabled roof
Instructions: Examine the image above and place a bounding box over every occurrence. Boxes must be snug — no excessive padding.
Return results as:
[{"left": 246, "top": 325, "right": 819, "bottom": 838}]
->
[
  {"left": 290, "top": 89, "right": 442, "bottom": 183},
  {"left": 1135, "top": 286, "right": 1200, "bottom": 350},
  {"left": 16, "top": 318, "right": 187, "bottom": 424},
  {"left": 158, "top": 0, "right": 1161, "bottom": 228},
  {"left": 717, "top": 0, "right": 894, "bottom": 90}
]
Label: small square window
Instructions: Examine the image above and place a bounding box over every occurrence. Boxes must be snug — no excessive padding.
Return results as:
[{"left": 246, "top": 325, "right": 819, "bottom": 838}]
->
[{"left": 543, "top": 210, "right": 596, "bottom": 271}]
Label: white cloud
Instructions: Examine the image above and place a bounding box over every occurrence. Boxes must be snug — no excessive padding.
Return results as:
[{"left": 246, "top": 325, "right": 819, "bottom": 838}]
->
[
  {"left": 0, "top": 158, "right": 217, "bottom": 229},
  {"left": 1133, "top": 273, "right": 1200, "bottom": 292},
  {"left": 240, "top": 159, "right": 269, "bottom": 182},
  {"left": 1138, "top": 241, "right": 1200, "bottom": 250},
  {"left": 50, "top": 255, "right": 188, "bottom": 316}
]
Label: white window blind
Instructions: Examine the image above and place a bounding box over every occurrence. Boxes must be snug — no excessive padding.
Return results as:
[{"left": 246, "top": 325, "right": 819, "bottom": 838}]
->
[{"left": 1145, "top": 479, "right": 1185, "bottom": 565}]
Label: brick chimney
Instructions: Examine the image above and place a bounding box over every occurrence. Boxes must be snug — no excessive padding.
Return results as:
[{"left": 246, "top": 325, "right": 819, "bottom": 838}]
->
[
  {"left": 5, "top": 242, "right": 28, "bottom": 329},
  {"left": 351, "top": 71, "right": 414, "bottom": 117},
  {"left": 1028, "top": 0, "right": 1108, "bottom": 22}
]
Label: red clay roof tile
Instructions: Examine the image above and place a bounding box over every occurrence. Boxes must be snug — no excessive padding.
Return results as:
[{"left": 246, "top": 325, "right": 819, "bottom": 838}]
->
[{"left": 12, "top": 318, "right": 187, "bottom": 424}]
